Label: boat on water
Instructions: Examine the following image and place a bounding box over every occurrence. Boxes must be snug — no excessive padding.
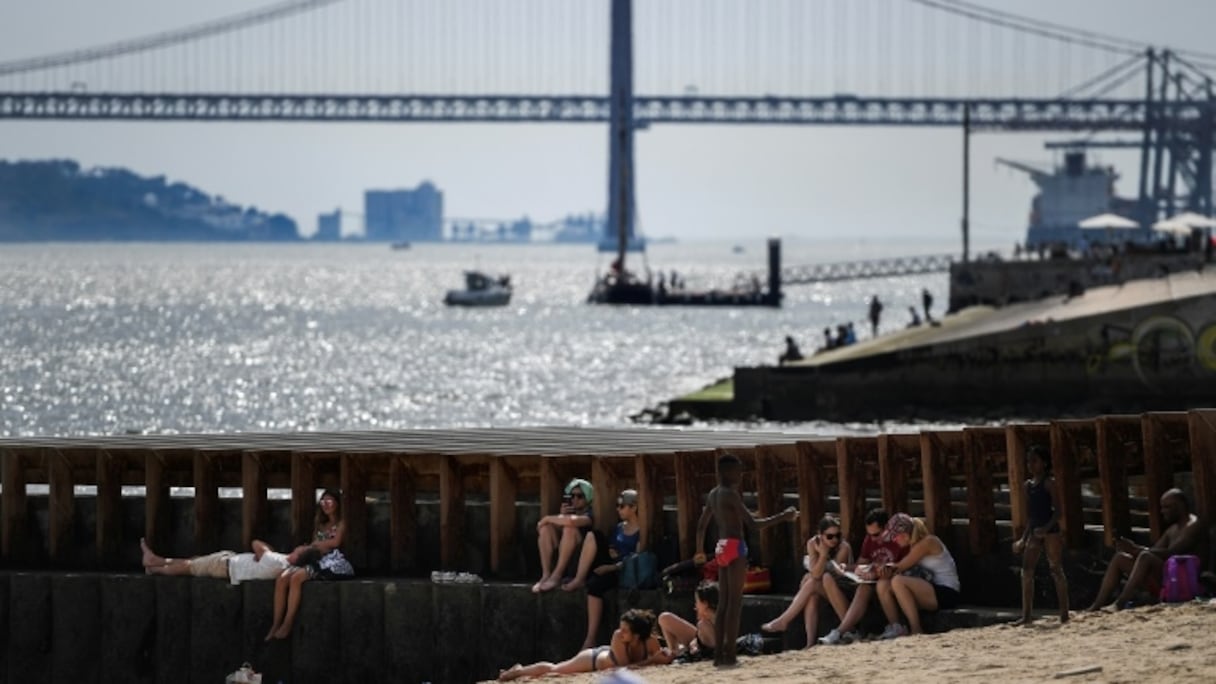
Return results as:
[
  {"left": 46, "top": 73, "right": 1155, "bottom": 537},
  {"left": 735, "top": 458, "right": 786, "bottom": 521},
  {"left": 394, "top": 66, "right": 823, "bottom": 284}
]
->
[{"left": 444, "top": 271, "right": 511, "bottom": 307}]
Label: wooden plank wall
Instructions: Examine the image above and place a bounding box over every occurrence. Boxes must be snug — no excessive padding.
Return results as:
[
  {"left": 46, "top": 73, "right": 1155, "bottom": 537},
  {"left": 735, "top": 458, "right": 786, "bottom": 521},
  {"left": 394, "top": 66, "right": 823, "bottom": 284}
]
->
[{"left": 0, "top": 410, "right": 1211, "bottom": 573}]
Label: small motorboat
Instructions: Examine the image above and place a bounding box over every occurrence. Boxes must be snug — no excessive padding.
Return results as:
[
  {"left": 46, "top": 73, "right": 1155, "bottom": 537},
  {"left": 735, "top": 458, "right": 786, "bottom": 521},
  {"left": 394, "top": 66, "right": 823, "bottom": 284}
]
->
[{"left": 444, "top": 270, "right": 512, "bottom": 307}]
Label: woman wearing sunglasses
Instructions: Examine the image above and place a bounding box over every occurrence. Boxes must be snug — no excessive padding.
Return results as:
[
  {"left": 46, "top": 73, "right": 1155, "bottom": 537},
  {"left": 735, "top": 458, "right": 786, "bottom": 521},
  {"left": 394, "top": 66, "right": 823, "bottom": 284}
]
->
[
  {"left": 564, "top": 489, "right": 645, "bottom": 649},
  {"left": 761, "top": 515, "right": 853, "bottom": 647},
  {"left": 532, "top": 478, "right": 595, "bottom": 593}
]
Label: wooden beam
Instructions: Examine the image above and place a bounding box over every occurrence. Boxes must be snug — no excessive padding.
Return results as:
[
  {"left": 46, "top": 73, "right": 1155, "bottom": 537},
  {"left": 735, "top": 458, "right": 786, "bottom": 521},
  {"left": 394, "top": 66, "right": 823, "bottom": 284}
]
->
[
  {"left": 877, "top": 434, "right": 909, "bottom": 516},
  {"left": 1049, "top": 422, "right": 1086, "bottom": 549},
  {"left": 1004, "top": 425, "right": 1049, "bottom": 541},
  {"left": 291, "top": 452, "right": 317, "bottom": 544},
  {"left": 389, "top": 456, "right": 418, "bottom": 573},
  {"left": 488, "top": 456, "right": 518, "bottom": 576},
  {"left": 340, "top": 453, "right": 369, "bottom": 569},
  {"left": 794, "top": 442, "right": 826, "bottom": 549},
  {"left": 1141, "top": 413, "right": 1184, "bottom": 538},
  {"left": 835, "top": 438, "right": 868, "bottom": 550},
  {"left": 438, "top": 455, "right": 464, "bottom": 569},
  {"left": 241, "top": 451, "right": 268, "bottom": 550},
  {"left": 96, "top": 448, "right": 123, "bottom": 567},
  {"left": 192, "top": 450, "right": 218, "bottom": 555},
  {"left": 145, "top": 450, "right": 168, "bottom": 553},
  {"left": 919, "top": 433, "right": 954, "bottom": 536},
  {"left": 962, "top": 430, "right": 997, "bottom": 555},
  {"left": 539, "top": 457, "right": 561, "bottom": 523},
  {"left": 754, "top": 445, "right": 784, "bottom": 568},
  {"left": 590, "top": 457, "right": 618, "bottom": 535},
  {"left": 674, "top": 451, "right": 704, "bottom": 560},
  {"left": 47, "top": 448, "right": 75, "bottom": 565},
  {"left": 1, "top": 447, "right": 30, "bottom": 562},
  {"left": 634, "top": 454, "right": 660, "bottom": 553},
  {"left": 1188, "top": 409, "right": 1216, "bottom": 523},
  {"left": 1096, "top": 417, "right": 1136, "bottom": 545}
]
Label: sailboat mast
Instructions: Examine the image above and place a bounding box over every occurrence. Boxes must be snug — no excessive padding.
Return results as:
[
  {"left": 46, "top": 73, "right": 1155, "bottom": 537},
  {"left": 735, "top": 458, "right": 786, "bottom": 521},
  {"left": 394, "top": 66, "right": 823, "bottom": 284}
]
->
[{"left": 607, "top": 0, "right": 635, "bottom": 267}]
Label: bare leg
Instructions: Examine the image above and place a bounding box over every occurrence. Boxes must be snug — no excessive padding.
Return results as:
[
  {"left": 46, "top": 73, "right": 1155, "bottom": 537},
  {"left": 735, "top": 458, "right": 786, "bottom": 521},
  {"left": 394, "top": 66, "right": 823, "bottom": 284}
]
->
[
  {"left": 876, "top": 577, "right": 900, "bottom": 626},
  {"left": 1086, "top": 552, "right": 1133, "bottom": 610},
  {"left": 1044, "top": 535, "right": 1069, "bottom": 622},
  {"left": 891, "top": 575, "right": 937, "bottom": 634},
  {"left": 802, "top": 589, "right": 821, "bottom": 648},
  {"left": 266, "top": 571, "right": 292, "bottom": 640},
  {"left": 580, "top": 594, "right": 605, "bottom": 650},
  {"left": 498, "top": 649, "right": 597, "bottom": 680},
  {"left": 821, "top": 574, "right": 849, "bottom": 621},
  {"left": 716, "top": 558, "right": 747, "bottom": 667},
  {"left": 761, "top": 574, "right": 814, "bottom": 632},
  {"left": 539, "top": 526, "right": 580, "bottom": 591},
  {"left": 658, "top": 612, "right": 697, "bottom": 655},
  {"left": 533, "top": 524, "right": 557, "bottom": 593},
  {"left": 1113, "top": 550, "right": 1163, "bottom": 608},
  {"left": 835, "top": 583, "right": 874, "bottom": 634},
  {"left": 273, "top": 571, "right": 311, "bottom": 639},
  {"left": 1014, "top": 539, "right": 1044, "bottom": 625},
  {"left": 563, "top": 533, "right": 599, "bottom": 592},
  {"left": 140, "top": 537, "right": 167, "bottom": 568}
]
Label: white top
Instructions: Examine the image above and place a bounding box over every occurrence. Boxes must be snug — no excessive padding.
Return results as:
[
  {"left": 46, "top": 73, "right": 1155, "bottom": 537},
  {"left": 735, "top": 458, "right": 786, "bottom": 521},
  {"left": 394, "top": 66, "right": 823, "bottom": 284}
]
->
[
  {"left": 227, "top": 550, "right": 289, "bottom": 585},
  {"left": 918, "top": 541, "right": 960, "bottom": 592}
]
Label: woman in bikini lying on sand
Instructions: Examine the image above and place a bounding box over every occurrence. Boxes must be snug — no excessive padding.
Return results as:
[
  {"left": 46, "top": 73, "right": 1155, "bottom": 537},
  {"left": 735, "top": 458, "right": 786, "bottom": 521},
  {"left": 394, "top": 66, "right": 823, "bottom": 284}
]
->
[{"left": 498, "top": 609, "right": 666, "bottom": 680}]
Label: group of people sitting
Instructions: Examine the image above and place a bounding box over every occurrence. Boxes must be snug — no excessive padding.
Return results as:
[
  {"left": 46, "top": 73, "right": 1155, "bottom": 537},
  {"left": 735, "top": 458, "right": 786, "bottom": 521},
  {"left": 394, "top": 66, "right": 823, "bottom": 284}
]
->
[{"left": 139, "top": 488, "right": 355, "bottom": 640}]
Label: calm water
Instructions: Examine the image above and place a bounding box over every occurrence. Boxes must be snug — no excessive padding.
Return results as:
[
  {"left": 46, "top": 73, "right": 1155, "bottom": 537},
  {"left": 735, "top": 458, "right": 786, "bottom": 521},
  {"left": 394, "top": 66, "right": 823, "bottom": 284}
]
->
[{"left": 0, "top": 241, "right": 970, "bottom": 437}]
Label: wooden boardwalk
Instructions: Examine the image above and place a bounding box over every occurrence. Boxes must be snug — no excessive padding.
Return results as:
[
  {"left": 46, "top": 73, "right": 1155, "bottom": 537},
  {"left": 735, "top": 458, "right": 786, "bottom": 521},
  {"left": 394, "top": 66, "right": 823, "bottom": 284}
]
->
[{"left": 2, "top": 412, "right": 1214, "bottom": 575}]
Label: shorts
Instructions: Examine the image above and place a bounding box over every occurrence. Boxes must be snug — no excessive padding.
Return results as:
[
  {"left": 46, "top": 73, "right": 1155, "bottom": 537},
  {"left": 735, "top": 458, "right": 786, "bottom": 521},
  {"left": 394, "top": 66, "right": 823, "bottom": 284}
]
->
[
  {"left": 188, "top": 550, "right": 236, "bottom": 579},
  {"left": 933, "top": 584, "right": 961, "bottom": 610},
  {"left": 715, "top": 538, "right": 748, "bottom": 566}
]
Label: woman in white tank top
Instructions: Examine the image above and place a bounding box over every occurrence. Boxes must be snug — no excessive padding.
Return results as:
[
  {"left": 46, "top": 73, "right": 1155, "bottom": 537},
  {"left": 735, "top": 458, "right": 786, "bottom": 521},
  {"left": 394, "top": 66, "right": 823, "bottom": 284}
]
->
[{"left": 873, "top": 514, "right": 961, "bottom": 638}]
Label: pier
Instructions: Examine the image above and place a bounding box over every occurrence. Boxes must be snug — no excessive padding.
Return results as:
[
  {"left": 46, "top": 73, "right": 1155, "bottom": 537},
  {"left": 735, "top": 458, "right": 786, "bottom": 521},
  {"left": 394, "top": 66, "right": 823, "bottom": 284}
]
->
[{"left": 2, "top": 414, "right": 1214, "bottom": 681}]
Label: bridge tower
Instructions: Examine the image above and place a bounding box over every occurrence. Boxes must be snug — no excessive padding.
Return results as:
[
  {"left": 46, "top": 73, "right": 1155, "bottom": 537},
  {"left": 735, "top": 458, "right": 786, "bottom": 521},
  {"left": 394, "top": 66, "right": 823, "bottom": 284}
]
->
[{"left": 603, "top": 0, "right": 643, "bottom": 254}]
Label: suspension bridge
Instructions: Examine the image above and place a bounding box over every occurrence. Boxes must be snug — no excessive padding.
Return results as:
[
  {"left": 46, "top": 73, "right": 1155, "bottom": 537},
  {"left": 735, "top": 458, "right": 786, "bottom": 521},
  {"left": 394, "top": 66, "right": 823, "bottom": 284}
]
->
[{"left": 2, "top": 0, "right": 1215, "bottom": 279}]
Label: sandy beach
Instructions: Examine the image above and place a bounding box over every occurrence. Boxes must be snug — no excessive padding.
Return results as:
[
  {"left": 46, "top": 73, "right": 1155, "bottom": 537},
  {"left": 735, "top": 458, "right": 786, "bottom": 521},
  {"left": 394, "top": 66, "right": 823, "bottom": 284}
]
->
[{"left": 490, "top": 601, "right": 1216, "bottom": 684}]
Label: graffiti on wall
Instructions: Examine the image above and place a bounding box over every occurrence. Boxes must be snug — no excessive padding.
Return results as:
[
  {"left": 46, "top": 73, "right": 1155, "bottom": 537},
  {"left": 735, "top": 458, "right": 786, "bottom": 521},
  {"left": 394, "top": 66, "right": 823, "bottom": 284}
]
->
[{"left": 1088, "top": 315, "right": 1216, "bottom": 389}]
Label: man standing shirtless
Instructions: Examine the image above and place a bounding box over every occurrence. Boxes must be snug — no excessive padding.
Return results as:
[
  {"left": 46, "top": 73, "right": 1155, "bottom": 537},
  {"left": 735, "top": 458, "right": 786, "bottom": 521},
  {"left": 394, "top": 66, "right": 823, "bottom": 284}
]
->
[
  {"left": 694, "top": 453, "right": 797, "bottom": 667},
  {"left": 1086, "top": 488, "right": 1206, "bottom": 610}
]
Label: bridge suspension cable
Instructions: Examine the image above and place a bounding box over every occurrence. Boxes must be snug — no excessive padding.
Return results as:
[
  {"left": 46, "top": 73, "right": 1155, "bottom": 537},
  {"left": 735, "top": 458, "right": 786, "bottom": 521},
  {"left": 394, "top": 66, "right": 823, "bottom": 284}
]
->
[{"left": 0, "top": 0, "right": 346, "bottom": 77}]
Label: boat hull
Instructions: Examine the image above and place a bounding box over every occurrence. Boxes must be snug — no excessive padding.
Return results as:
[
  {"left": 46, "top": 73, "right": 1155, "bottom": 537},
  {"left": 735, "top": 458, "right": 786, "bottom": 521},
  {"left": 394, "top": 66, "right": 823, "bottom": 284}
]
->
[{"left": 444, "top": 289, "right": 511, "bottom": 306}]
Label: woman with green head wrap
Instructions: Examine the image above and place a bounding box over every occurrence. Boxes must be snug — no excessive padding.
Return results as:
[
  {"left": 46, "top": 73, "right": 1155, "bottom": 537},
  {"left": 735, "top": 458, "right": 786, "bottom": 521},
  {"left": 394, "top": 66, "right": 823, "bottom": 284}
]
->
[{"left": 532, "top": 477, "right": 595, "bottom": 593}]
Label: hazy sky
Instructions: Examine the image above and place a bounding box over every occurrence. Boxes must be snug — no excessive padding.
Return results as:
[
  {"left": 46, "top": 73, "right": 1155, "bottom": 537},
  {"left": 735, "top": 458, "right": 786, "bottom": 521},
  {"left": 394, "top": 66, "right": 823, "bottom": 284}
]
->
[{"left": 3, "top": 0, "right": 1215, "bottom": 246}]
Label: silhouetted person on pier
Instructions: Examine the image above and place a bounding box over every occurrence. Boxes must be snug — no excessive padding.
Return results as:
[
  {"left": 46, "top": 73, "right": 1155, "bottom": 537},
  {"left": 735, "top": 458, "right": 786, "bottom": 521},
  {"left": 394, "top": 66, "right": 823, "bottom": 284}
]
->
[
  {"left": 868, "top": 296, "right": 883, "bottom": 337},
  {"left": 922, "top": 288, "right": 934, "bottom": 322},
  {"left": 822, "top": 327, "right": 834, "bottom": 351},
  {"left": 779, "top": 336, "right": 803, "bottom": 365},
  {"left": 907, "top": 306, "right": 921, "bottom": 328},
  {"left": 844, "top": 322, "right": 857, "bottom": 345}
]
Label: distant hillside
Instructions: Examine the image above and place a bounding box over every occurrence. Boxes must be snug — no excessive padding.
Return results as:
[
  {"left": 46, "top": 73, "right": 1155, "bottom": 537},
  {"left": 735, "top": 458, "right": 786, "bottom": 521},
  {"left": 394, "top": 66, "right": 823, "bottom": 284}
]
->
[{"left": 0, "top": 159, "right": 299, "bottom": 241}]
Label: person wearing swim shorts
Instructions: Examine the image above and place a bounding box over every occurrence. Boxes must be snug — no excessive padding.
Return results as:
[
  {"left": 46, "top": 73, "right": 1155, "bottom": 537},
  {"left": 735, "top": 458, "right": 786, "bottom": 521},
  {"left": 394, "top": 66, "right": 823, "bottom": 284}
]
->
[{"left": 694, "top": 453, "right": 798, "bottom": 667}]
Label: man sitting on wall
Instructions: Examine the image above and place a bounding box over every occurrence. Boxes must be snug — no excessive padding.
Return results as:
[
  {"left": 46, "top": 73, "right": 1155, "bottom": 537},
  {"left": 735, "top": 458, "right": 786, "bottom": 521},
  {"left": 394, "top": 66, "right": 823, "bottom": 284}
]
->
[
  {"left": 140, "top": 537, "right": 310, "bottom": 584},
  {"left": 1085, "top": 489, "right": 1206, "bottom": 610}
]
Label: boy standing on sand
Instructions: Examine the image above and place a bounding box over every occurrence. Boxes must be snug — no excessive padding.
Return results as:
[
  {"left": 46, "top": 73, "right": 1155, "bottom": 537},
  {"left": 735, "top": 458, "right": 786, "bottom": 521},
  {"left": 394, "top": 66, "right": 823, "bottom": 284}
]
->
[{"left": 694, "top": 453, "right": 798, "bottom": 667}]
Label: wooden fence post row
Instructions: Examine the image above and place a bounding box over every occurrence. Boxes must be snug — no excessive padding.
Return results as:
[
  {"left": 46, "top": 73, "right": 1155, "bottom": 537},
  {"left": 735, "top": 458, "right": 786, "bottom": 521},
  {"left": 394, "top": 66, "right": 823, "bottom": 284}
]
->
[{"left": 0, "top": 412, "right": 1209, "bottom": 571}]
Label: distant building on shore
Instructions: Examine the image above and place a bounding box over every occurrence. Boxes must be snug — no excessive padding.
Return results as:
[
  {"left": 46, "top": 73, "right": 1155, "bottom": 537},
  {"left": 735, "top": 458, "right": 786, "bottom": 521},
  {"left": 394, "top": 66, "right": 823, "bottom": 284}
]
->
[
  {"left": 364, "top": 182, "right": 443, "bottom": 243},
  {"left": 315, "top": 208, "right": 342, "bottom": 241}
]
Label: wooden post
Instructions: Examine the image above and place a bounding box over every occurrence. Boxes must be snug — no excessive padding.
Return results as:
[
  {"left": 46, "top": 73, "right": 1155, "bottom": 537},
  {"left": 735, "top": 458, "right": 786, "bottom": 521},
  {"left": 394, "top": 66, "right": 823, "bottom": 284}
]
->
[
  {"left": 291, "top": 452, "right": 317, "bottom": 544},
  {"left": 539, "top": 457, "right": 561, "bottom": 521},
  {"left": 1049, "top": 422, "right": 1086, "bottom": 548},
  {"left": 47, "top": 448, "right": 75, "bottom": 565},
  {"left": 389, "top": 456, "right": 418, "bottom": 573},
  {"left": 634, "top": 454, "right": 660, "bottom": 551},
  {"left": 1188, "top": 409, "right": 1216, "bottom": 523},
  {"left": 340, "top": 453, "right": 369, "bottom": 569},
  {"left": 919, "top": 433, "right": 954, "bottom": 537},
  {"left": 674, "top": 451, "right": 704, "bottom": 560},
  {"left": 488, "top": 456, "right": 518, "bottom": 575},
  {"left": 96, "top": 448, "right": 123, "bottom": 567},
  {"left": 591, "top": 457, "right": 618, "bottom": 534},
  {"left": 877, "top": 435, "right": 909, "bottom": 516},
  {"left": 1141, "top": 413, "right": 1185, "bottom": 538},
  {"left": 962, "top": 430, "right": 997, "bottom": 555},
  {"left": 754, "top": 445, "right": 783, "bottom": 568},
  {"left": 438, "top": 455, "right": 464, "bottom": 569},
  {"left": 1004, "top": 425, "right": 1047, "bottom": 541},
  {"left": 835, "top": 438, "right": 868, "bottom": 550},
  {"left": 145, "top": 450, "right": 168, "bottom": 552},
  {"left": 794, "top": 442, "right": 826, "bottom": 547},
  {"left": 193, "top": 450, "right": 219, "bottom": 555},
  {"left": 1, "top": 447, "right": 29, "bottom": 562},
  {"left": 241, "top": 451, "right": 268, "bottom": 550},
  {"left": 1096, "top": 417, "right": 1135, "bottom": 545}
]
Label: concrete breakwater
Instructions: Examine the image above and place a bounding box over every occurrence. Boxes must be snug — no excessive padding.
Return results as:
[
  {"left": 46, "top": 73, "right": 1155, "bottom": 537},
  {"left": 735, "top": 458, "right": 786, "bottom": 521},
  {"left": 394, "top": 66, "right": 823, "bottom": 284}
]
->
[
  {"left": 2, "top": 419, "right": 1214, "bottom": 680},
  {"left": 673, "top": 269, "right": 1216, "bottom": 422}
]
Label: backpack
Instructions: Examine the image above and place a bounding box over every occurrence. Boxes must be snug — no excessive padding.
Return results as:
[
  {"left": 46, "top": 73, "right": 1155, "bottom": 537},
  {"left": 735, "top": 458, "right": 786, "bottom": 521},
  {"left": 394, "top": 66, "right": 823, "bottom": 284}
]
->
[
  {"left": 620, "top": 551, "right": 660, "bottom": 590},
  {"left": 1160, "top": 555, "right": 1201, "bottom": 603}
]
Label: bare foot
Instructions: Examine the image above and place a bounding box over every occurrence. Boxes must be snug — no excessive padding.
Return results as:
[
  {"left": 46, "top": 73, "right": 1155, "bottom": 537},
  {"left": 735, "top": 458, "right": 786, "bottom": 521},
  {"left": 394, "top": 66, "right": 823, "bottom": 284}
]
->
[
  {"left": 531, "top": 576, "right": 549, "bottom": 594},
  {"left": 537, "top": 576, "right": 560, "bottom": 592},
  {"left": 264, "top": 625, "right": 280, "bottom": 642},
  {"left": 140, "top": 537, "right": 162, "bottom": 568},
  {"left": 1011, "top": 616, "right": 1035, "bottom": 627},
  {"left": 760, "top": 620, "right": 785, "bottom": 633},
  {"left": 498, "top": 664, "right": 524, "bottom": 681},
  {"left": 272, "top": 625, "right": 292, "bottom": 640},
  {"left": 561, "top": 578, "right": 585, "bottom": 592}
]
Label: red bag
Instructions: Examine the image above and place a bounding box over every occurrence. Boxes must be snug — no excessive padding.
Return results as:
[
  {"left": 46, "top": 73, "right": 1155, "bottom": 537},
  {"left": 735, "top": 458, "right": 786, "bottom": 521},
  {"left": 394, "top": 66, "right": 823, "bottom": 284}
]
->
[{"left": 743, "top": 566, "right": 772, "bottom": 594}]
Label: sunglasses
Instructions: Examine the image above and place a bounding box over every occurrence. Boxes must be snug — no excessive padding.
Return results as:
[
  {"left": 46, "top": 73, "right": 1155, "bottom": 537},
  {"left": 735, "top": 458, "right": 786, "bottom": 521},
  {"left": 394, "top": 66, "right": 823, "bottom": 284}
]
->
[
  {"left": 569, "top": 492, "right": 585, "bottom": 499},
  {"left": 823, "top": 533, "right": 841, "bottom": 540},
  {"left": 617, "top": 503, "right": 634, "bottom": 509}
]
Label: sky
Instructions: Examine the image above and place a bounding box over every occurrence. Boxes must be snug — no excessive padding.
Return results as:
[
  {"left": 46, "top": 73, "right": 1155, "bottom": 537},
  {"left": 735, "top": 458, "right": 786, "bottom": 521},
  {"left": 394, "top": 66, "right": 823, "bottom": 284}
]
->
[{"left": 2, "top": 0, "right": 1215, "bottom": 246}]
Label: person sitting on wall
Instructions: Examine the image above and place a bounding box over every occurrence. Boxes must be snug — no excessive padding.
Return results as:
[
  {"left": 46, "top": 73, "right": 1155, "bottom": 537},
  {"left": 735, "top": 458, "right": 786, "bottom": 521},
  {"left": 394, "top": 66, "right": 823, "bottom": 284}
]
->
[
  {"left": 140, "top": 536, "right": 301, "bottom": 584},
  {"left": 657, "top": 581, "right": 718, "bottom": 662},
  {"left": 1086, "top": 488, "right": 1207, "bottom": 610},
  {"left": 565, "top": 488, "right": 645, "bottom": 650},
  {"left": 532, "top": 478, "right": 595, "bottom": 593},
  {"left": 778, "top": 336, "right": 804, "bottom": 365}
]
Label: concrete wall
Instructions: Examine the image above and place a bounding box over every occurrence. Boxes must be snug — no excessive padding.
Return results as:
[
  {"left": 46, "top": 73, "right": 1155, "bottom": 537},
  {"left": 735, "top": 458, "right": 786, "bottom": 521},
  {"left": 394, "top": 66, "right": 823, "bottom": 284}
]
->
[
  {"left": 948, "top": 253, "right": 1203, "bottom": 311},
  {"left": 735, "top": 284, "right": 1216, "bottom": 422}
]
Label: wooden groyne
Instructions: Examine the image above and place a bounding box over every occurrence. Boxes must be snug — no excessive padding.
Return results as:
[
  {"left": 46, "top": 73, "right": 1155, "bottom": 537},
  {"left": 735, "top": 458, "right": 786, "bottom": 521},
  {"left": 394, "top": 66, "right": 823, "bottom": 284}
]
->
[{"left": 3, "top": 413, "right": 1214, "bottom": 576}]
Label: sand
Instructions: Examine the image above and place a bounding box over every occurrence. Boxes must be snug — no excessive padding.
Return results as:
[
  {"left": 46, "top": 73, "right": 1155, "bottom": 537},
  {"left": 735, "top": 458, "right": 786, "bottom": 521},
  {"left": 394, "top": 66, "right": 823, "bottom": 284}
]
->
[{"left": 492, "top": 601, "right": 1216, "bottom": 684}]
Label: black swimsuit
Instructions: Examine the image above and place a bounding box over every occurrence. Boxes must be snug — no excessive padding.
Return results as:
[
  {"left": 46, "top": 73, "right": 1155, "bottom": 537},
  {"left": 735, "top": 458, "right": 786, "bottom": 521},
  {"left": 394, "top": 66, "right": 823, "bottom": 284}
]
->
[{"left": 1027, "top": 479, "right": 1060, "bottom": 533}]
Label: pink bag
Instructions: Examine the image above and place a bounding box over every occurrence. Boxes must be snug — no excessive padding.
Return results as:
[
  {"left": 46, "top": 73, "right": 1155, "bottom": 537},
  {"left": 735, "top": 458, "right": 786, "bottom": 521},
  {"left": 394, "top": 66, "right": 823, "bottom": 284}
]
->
[{"left": 1159, "top": 555, "right": 1201, "bottom": 603}]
